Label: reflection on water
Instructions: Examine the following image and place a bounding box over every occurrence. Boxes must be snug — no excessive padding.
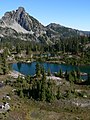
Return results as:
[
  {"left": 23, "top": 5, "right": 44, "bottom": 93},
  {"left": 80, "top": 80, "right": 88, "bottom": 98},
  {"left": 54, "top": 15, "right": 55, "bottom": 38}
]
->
[
  {"left": 17, "top": 63, "right": 22, "bottom": 72},
  {"left": 12, "top": 62, "right": 90, "bottom": 79}
]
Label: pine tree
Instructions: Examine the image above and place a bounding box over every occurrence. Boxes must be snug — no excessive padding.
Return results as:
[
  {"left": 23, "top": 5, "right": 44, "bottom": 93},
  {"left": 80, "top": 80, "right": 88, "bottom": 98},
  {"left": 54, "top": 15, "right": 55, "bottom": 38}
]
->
[
  {"left": 47, "top": 68, "right": 51, "bottom": 76},
  {"left": 37, "top": 80, "right": 41, "bottom": 99},
  {"left": 16, "top": 44, "right": 21, "bottom": 54},
  {"left": 19, "top": 89, "right": 23, "bottom": 98},
  {"left": 36, "top": 63, "right": 41, "bottom": 77},
  {"left": 46, "top": 80, "right": 55, "bottom": 102},
  {"left": 59, "top": 68, "right": 63, "bottom": 78},
  {"left": 57, "top": 86, "right": 61, "bottom": 100},
  {"left": 71, "top": 70, "right": 77, "bottom": 83},
  {"left": 76, "top": 68, "right": 81, "bottom": 79},
  {"left": 1, "top": 51, "right": 9, "bottom": 75},
  {"left": 65, "top": 70, "right": 68, "bottom": 79},
  {"left": 26, "top": 46, "right": 31, "bottom": 55},
  {"left": 87, "top": 73, "right": 90, "bottom": 84},
  {"left": 40, "top": 68, "right": 46, "bottom": 101},
  {"left": 67, "top": 72, "right": 74, "bottom": 83}
]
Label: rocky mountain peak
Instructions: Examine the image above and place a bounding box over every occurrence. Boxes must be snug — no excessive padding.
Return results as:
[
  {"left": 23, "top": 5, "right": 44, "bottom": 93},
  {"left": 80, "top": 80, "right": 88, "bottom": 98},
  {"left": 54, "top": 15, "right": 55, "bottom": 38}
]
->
[
  {"left": 15, "top": 7, "right": 26, "bottom": 22},
  {"left": 0, "top": 7, "right": 45, "bottom": 34},
  {"left": 15, "top": 7, "right": 26, "bottom": 24},
  {"left": 17, "top": 7, "right": 25, "bottom": 12}
]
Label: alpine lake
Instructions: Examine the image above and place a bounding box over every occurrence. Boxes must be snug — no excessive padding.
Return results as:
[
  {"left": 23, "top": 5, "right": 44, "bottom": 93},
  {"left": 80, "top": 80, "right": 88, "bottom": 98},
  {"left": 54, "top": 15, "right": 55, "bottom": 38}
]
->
[{"left": 12, "top": 62, "right": 90, "bottom": 80}]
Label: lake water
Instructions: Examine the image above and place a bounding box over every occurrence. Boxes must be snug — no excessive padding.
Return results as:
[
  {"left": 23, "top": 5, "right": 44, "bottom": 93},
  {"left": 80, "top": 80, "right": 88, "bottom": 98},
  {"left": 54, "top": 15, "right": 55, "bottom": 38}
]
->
[{"left": 12, "top": 62, "right": 90, "bottom": 79}]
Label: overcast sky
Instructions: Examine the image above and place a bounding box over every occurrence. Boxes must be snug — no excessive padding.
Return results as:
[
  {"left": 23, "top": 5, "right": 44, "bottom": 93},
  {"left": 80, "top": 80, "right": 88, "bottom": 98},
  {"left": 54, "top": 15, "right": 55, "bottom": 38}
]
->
[{"left": 0, "top": 0, "right": 90, "bottom": 31}]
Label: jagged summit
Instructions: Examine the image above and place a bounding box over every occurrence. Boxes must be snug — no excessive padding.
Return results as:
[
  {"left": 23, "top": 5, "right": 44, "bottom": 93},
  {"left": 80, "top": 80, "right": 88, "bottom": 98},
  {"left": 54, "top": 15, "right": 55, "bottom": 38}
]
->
[
  {"left": 17, "top": 7, "right": 25, "bottom": 12},
  {"left": 0, "top": 7, "right": 29, "bottom": 33},
  {"left": 0, "top": 7, "right": 45, "bottom": 35}
]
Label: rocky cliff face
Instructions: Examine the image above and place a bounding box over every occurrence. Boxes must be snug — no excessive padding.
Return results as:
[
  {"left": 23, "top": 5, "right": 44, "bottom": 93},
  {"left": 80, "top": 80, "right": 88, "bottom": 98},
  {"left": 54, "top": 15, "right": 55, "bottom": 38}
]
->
[
  {"left": 1, "top": 7, "right": 45, "bottom": 35},
  {"left": 0, "top": 7, "right": 89, "bottom": 43}
]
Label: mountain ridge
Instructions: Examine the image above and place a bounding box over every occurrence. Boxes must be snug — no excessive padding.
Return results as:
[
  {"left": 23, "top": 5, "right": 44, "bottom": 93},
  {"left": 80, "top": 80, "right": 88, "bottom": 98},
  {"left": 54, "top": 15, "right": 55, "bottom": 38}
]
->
[{"left": 0, "top": 7, "right": 90, "bottom": 43}]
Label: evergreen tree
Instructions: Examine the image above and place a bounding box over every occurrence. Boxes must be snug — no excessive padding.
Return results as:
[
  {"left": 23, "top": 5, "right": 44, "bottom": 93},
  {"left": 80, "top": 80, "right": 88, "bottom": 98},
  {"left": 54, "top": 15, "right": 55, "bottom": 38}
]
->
[
  {"left": 67, "top": 72, "right": 74, "bottom": 83},
  {"left": 26, "top": 46, "right": 31, "bottom": 55},
  {"left": 47, "top": 68, "right": 51, "bottom": 76},
  {"left": 19, "top": 89, "right": 24, "bottom": 98},
  {"left": 65, "top": 70, "right": 68, "bottom": 79},
  {"left": 46, "top": 80, "right": 55, "bottom": 102},
  {"left": 71, "top": 70, "right": 77, "bottom": 82},
  {"left": 59, "top": 68, "right": 63, "bottom": 78},
  {"left": 56, "top": 86, "right": 61, "bottom": 100},
  {"left": 76, "top": 68, "right": 81, "bottom": 79},
  {"left": 16, "top": 44, "right": 21, "bottom": 54},
  {"left": 37, "top": 80, "right": 41, "bottom": 99},
  {"left": 40, "top": 68, "right": 46, "bottom": 101},
  {"left": 1, "top": 51, "right": 9, "bottom": 75},
  {"left": 36, "top": 63, "right": 41, "bottom": 77},
  {"left": 87, "top": 73, "right": 90, "bottom": 84}
]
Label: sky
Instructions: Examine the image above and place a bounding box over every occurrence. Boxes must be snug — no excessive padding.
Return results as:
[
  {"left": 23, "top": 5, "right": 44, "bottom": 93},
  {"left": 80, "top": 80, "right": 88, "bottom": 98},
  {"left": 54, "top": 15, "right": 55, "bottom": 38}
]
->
[{"left": 0, "top": 0, "right": 90, "bottom": 31}]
